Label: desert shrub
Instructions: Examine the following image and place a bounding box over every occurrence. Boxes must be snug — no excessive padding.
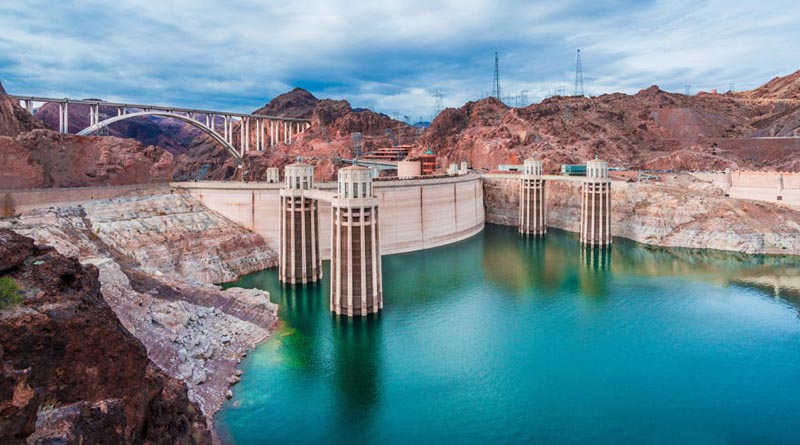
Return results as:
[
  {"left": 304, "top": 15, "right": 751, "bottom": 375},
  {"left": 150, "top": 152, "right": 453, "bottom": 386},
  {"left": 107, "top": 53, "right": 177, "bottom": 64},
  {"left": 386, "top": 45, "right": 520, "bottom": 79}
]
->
[{"left": 0, "top": 276, "right": 22, "bottom": 309}]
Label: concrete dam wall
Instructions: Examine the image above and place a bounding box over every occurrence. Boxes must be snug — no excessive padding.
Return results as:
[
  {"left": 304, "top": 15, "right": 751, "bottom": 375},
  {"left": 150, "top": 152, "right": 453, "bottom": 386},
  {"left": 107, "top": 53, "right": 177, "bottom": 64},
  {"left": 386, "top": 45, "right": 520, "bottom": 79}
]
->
[{"left": 173, "top": 173, "right": 485, "bottom": 259}]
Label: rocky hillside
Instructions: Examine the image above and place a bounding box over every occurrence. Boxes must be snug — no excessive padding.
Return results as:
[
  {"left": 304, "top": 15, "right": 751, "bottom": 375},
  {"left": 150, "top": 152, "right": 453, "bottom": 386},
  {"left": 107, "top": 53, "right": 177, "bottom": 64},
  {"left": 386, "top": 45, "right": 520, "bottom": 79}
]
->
[
  {"left": 0, "top": 129, "right": 174, "bottom": 189},
  {"left": 0, "top": 93, "right": 48, "bottom": 138},
  {"left": 0, "top": 191, "right": 279, "bottom": 434},
  {"left": 34, "top": 101, "right": 218, "bottom": 156},
  {"left": 0, "top": 94, "right": 175, "bottom": 189},
  {"left": 173, "top": 88, "right": 419, "bottom": 182},
  {"left": 741, "top": 70, "right": 800, "bottom": 100},
  {"left": 418, "top": 70, "right": 800, "bottom": 172},
  {"left": 0, "top": 230, "right": 212, "bottom": 444}
]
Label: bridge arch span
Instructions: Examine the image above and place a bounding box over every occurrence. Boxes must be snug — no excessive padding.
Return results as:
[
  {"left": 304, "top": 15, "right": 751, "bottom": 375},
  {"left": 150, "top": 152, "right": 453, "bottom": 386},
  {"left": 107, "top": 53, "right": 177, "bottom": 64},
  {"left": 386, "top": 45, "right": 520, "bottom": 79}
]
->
[{"left": 77, "top": 111, "right": 243, "bottom": 164}]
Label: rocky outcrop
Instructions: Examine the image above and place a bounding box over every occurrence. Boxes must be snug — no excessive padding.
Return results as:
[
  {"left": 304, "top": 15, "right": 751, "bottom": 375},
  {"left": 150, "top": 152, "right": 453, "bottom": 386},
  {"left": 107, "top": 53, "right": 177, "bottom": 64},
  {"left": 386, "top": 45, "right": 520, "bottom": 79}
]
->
[
  {"left": 173, "top": 88, "right": 419, "bottom": 182},
  {"left": 81, "top": 192, "right": 276, "bottom": 283},
  {"left": 0, "top": 129, "right": 174, "bottom": 189},
  {"left": 0, "top": 95, "right": 48, "bottom": 138},
  {"left": 741, "top": 69, "right": 800, "bottom": 101},
  {"left": 34, "top": 101, "right": 213, "bottom": 155},
  {"left": 0, "top": 191, "right": 279, "bottom": 430},
  {"left": 419, "top": 74, "right": 800, "bottom": 173},
  {"left": 483, "top": 175, "right": 800, "bottom": 255},
  {"left": 0, "top": 230, "right": 211, "bottom": 444},
  {"left": 251, "top": 87, "right": 319, "bottom": 119}
]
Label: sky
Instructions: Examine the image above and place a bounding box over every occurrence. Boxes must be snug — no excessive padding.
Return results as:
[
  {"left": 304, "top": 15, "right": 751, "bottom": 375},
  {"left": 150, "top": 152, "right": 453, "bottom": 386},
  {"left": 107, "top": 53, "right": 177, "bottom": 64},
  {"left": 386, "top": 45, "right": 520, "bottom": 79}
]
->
[{"left": 1, "top": 0, "right": 799, "bottom": 121}]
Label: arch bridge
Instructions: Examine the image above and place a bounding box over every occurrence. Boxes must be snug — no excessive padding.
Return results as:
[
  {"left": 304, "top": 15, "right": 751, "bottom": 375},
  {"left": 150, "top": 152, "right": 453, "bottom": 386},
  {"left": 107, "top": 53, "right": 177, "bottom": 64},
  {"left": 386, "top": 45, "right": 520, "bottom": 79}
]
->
[{"left": 10, "top": 95, "right": 311, "bottom": 165}]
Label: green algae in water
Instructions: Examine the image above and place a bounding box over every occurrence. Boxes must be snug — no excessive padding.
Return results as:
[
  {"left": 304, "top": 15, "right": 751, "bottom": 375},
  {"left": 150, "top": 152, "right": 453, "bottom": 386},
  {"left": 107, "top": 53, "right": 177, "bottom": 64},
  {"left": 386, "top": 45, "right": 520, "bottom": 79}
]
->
[{"left": 218, "top": 225, "right": 800, "bottom": 445}]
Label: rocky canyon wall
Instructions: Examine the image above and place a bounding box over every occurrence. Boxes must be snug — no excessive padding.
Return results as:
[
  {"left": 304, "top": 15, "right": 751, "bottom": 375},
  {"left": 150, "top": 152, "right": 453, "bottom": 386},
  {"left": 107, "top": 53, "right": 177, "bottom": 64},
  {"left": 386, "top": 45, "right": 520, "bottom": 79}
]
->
[
  {"left": 0, "top": 230, "right": 212, "bottom": 444},
  {"left": 483, "top": 175, "right": 800, "bottom": 255},
  {"left": 0, "top": 190, "right": 280, "bottom": 435}
]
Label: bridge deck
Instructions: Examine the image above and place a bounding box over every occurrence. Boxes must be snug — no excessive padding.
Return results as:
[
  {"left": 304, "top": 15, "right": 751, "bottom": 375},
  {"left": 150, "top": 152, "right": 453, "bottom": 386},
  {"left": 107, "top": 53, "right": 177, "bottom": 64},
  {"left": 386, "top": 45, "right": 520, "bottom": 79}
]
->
[{"left": 9, "top": 94, "right": 311, "bottom": 122}]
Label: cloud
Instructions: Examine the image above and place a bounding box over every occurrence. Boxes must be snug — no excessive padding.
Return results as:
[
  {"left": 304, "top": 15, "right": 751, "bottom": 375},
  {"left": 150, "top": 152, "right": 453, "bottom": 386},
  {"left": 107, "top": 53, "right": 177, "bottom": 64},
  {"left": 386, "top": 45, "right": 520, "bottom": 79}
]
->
[{"left": 0, "top": 0, "right": 797, "bottom": 118}]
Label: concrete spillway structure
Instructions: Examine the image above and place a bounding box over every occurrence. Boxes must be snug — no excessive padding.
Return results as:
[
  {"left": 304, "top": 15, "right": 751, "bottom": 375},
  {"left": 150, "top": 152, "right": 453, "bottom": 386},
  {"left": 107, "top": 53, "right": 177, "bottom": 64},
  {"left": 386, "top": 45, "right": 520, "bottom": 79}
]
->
[
  {"left": 279, "top": 163, "right": 322, "bottom": 284},
  {"left": 580, "top": 159, "right": 612, "bottom": 246},
  {"left": 330, "top": 166, "right": 383, "bottom": 317},
  {"left": 519, "top": 159, "right": 546, "bottom": 236}
]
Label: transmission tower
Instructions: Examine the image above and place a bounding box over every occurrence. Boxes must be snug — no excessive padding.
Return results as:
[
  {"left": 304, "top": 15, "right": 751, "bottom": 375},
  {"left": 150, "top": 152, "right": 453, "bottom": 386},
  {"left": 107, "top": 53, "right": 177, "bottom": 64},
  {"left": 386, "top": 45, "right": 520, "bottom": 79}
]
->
[
  {"left": 574, "top": 49, "right": 584, "bottom": 97},
  {"left": 432, "top": 89, "right": 446, "bottom": 117},
  {"left": 492, "top": 52, "right": 501, "bottom": 99}
]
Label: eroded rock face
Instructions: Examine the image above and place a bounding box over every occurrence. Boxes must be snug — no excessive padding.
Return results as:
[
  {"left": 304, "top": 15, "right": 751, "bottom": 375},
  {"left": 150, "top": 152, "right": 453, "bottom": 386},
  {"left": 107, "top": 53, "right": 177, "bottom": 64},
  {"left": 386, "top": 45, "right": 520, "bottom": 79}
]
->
[
  {"left": 0, "top": 130, "right": 174, "bottom": 189},
  {"left": 82, "top": 192, "right": 277, "bottom": 283},
  {"left": 0, "top": 230, "right": 211, "bottom": 445},
  {"left": 418, "top": 74, "right": 800, "bottom": 173},
  {"left": 0, "top": 191, "right": 279, "bottom": 425},
  {"left": 173, "top": 88, "right": 419, "bottom": 182},
  {"left": 0, "top": 95, "right": 48, "bottom": 138},
  {"left": 483, "top": 175, "right": 800, "bottom": 255}
]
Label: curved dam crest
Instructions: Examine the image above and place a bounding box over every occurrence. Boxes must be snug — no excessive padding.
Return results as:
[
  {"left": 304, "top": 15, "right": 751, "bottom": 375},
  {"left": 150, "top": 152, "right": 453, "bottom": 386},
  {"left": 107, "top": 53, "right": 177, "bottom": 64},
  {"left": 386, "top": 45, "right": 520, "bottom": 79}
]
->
[{"left": 173, "top": 172, "right": 486, "bottom": 259}]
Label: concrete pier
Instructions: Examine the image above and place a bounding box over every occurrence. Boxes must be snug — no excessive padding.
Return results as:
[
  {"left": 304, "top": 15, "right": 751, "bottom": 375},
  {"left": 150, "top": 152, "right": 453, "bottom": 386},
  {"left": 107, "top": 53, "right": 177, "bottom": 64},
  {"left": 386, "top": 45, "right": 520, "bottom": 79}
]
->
[
  {"left": 519, "top": 159, "right": 546, "bottom": 236},
  {"left": 580, "top": 159, "right": 611, "bottom": 246},
  {"left": 330, "top": 166, "right": 382, "bottom": 317},
  {"left": 279, "top": 163, "right": 322, "bottom": 284}
]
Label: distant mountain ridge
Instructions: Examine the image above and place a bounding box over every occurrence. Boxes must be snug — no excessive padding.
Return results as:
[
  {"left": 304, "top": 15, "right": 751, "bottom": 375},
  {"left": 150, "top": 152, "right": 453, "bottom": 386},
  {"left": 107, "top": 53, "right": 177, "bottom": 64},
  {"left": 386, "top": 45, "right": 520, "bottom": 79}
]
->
[{"left": 414, "top": 70, "right": 800, "bottom": 173}]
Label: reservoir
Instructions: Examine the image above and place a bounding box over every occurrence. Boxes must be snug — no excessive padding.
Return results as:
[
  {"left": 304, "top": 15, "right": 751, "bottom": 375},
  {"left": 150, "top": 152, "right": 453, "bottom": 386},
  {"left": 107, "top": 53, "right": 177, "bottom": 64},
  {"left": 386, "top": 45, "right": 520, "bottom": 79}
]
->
[{"left": 217, "top": 225, "right": 800, "bottom": 444}]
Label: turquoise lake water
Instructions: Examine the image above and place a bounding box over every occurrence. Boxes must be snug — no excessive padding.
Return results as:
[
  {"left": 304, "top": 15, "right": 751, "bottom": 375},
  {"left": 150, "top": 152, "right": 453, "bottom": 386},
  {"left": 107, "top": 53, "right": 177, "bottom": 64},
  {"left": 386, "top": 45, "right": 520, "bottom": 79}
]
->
[{"left": 217, "top": 225, "right": 800, "bottom": 445}]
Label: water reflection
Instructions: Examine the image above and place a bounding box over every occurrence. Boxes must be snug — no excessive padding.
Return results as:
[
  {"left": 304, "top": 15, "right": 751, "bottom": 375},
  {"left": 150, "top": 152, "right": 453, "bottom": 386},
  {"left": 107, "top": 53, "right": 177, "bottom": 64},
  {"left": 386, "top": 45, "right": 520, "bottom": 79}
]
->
[
  {"left": 219, "top": 224, "right": 800, "bottom": 444},
  {"left": 330, "top": 316, "right": 383, "bottom": 437},
  {"left": 579, "top": 246, "right": 611, "bottom": 298},
  {"left": 381, "top": 233, "right": 485, "bottom": 308},
  {"left": 478, "top": 225, "right": 800, "bottom": 311}
]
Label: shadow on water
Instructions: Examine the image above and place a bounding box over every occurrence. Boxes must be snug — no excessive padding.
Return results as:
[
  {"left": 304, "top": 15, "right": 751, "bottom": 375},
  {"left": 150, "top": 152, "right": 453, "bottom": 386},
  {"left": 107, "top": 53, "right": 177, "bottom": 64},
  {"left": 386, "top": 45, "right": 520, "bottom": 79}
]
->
[
  {"left": 328, "top": 315, "right": 383, "bottom": 442},
  {"left": 380, "top": 231, "right": 486, "bottom": 309}
]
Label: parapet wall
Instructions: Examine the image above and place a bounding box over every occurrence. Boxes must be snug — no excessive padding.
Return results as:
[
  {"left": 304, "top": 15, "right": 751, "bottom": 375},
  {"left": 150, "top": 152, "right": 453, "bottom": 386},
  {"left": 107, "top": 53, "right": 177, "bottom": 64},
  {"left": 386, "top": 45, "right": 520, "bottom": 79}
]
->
[
  {"left": 1, "top": 183, "right": 171, "bottom": 216},
  {"left": 173, "top": 173, "right": 485, "bottom": 259}
]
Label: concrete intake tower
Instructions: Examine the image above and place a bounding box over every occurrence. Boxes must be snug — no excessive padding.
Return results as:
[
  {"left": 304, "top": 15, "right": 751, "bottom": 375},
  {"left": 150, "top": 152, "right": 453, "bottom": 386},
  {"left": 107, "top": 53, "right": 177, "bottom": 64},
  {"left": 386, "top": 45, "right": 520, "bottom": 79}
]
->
[
  {"left": 279, "top": 162, "right": 322, "bottom": 284},
  {"left": 330, "top": 165, "right": 383, "bottom": 316},
  {"left": 519, "top": 158, "right": 546, "bottom": 236},
  {"left": 580, "top": 159, "right": 612, "bottom": 246}
]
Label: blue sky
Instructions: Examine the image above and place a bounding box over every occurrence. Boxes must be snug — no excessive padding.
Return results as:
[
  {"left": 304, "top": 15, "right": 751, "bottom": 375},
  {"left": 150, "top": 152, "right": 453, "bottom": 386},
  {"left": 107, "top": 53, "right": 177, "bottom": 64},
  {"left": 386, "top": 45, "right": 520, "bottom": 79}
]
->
[{"left": 1, "top": 0, "right": 798, "bottom": 120}]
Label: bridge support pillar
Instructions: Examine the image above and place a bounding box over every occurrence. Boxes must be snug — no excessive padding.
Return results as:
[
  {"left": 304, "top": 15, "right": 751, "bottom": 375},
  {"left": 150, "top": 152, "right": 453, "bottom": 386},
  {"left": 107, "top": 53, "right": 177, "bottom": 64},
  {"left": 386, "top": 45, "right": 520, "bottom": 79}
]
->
[
  {"left": 279, "top": 163, "right": 322, "bottom": 285},
  {"left": 519, "top": 158, "right": 546, "bottom": 236},
  {"left": 256, "top": 119, "right": 262, "bottom": 151},
  {"left": 331, "top": 166, "right": 382, "bottom": 317},
  {"left": 244, "top": 117, "right": 250, "bottom": 153},
  {"left": 58, "top": 102, "right": 66, "bottom": 133},
  {"left": 580, "top": 159, "right": 612, "bottom": 246}
]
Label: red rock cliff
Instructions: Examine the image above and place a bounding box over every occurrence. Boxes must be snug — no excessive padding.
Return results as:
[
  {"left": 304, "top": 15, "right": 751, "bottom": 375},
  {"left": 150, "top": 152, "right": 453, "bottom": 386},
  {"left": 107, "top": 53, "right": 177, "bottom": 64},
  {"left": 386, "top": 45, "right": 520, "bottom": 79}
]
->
[{"left": 0, "top": 229, "right": 211, "bottom": 444}]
